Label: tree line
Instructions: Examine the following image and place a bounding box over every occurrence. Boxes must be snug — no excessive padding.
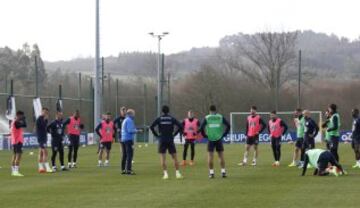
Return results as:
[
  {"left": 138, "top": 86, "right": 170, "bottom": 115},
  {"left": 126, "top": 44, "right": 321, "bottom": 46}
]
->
[{"left": 1, "top": 30, "right": 360, "bottom": 133}]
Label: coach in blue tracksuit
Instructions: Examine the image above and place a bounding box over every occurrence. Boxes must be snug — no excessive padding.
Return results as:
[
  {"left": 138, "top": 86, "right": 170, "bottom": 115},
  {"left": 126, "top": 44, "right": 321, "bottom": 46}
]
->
[{"left": 121, "top": 109, "right": 139, "bottom": 175}]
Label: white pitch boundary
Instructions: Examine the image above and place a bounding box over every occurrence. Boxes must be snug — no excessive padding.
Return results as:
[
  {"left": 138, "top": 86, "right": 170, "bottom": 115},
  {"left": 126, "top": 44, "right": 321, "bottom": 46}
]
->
[{"left": 229, "top": 111, "right": 323, "bottom": 143}]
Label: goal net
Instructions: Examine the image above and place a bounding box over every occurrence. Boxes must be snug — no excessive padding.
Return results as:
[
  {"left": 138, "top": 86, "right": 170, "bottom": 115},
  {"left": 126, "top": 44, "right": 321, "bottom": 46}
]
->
[{"left": 229, "top": 111, "right": 323, "bottom": 144}]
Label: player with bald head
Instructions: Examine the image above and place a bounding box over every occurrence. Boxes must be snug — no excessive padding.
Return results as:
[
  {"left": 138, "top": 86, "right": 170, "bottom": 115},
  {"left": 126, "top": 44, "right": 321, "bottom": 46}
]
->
[{"left": 300, "top": 110, "right": 319, "bottom": 168}]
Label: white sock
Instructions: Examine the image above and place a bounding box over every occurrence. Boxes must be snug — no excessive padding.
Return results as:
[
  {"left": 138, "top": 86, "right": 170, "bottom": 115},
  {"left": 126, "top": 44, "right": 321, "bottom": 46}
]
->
[
  {"left": 357, "top": 160, "right": 360, "bottom": 164},
  {"left": 38, "top": 163, "right": 43, "bottom": 169},
  {"left": 15, "top": 166, "right": 19, "bottom": 172},
  {"left": 61, "top": 166, "right": 65, "bottom": 169},
  {"left": 221, "top": 168, "right": 226, "bottom": 173},
  {"left": 254, "top": 151, "right": 258, "bottom": 161},
  {"left": 98, "top": 160, "right": 102, "bottom": 164},
  {"left": 243, "top": 152, "right": 248, "bottom": 163},
  {"left": 72, "top": 162, "right": 76, "bottom": 166},
  {"left": 163, "top": 170, "right": 168, "bottom": 176},
  {"left": 11, "top": 166, "right": 15, "bottom": 172},
  {"left": 176, "top": 170, "right": 181, "bottom": 175},
  {"left": 209, "top": 169, "right": 214, "bottom": 174},
  {"left": 253, "top": 158, "right": 257, "bottom": 163},
  {"left": 105, "top": 160, "right": 109, "bottom": 164},
  {"left": 45, "top": 162, "right": 51, "bottom": 170}
]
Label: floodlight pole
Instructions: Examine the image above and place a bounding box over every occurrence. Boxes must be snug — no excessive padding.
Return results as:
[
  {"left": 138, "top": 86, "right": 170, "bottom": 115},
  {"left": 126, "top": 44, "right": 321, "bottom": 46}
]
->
[
  {"left": 149, "top": 32, "right": 169, "bottom": 117},
  {"left": 94, "top": 0, "right": 102, "bottom": 131},
  {"left": 297, "top": 50, "right": 302, "bottom": 108},
  {"left": 34, "top": 56, "right": 39, "bottom": 98}
]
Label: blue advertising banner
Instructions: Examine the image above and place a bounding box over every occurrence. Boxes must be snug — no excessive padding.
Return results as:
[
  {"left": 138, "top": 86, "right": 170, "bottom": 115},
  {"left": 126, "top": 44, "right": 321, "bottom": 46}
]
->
[
  {"left": 1, "top": 133, "right": 88, "bottom": 150},
  {"left": 195, "top": 131, "right": 353, "bottom": 143}
]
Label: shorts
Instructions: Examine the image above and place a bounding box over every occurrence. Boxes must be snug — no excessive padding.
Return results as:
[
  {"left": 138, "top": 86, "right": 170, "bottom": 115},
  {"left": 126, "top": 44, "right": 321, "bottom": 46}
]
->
[
  {"left": 185, "top": 139, "right": 195, "bottom": 145},
  {"left": 317, "top": 151, "right": 336, "bottom": 172},
  {"left": 207, "top": 140, "right": 224, "bottom": 152},
  {"left": 271, "top": 137, "right": 281, "bottom": 146},
  {"left": 303, "top": 136, "right": 315, "bottom": 150},
  {"left": 295, "top": 138, "right": 304, "bottom": 149},
  {"left": 13, "top": 143, "right": 23, "bottom": 154},
  {"left": 38, "top": 138, "right": 47, "bottom": 149},
  {"left": 100, "top": 141, "right": 112, "bottom": 151},
  {"left": 326, "top": 136, "right": 339, "bottom": 150},
  {"left": 246, "top": 135, "right": 259, "bottom": 145},
  {"left": 158, "top": 140, "right": 177, "bottom": 154},
  {"left": 51, "top": 139, "right": 64, "bottom": 152},
  {"left": 69, "top": 134, "right": 80, "bottom": 146}
]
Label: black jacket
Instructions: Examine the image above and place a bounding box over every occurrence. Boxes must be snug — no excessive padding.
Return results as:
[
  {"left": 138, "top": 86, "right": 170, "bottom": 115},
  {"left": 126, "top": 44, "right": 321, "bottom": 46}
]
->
[
  {"left": 352, "top": 117, "right": 360, "bottom": 140},
  {"left": 36, "top": 115, "right": 48, "bottom": 140},
  {"left": 304, "top": 117, "right": 319, "bottom": 138},
  {"left": 47, "top": 119, "right": 64, "bottom": 140},
  {"left": 150, "top": 114, "right": 182, "bottom": 141}
]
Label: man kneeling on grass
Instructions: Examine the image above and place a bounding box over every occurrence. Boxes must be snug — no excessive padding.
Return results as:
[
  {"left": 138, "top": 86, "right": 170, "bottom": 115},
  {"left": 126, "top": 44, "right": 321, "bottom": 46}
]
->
[{"left": 301, "top": 148, "right": 346, "bottom": 176}]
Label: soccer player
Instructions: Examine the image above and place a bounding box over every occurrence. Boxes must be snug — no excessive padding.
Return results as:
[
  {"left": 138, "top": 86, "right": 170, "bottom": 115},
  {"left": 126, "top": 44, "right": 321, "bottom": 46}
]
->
[
  {"left": 181, "top": 110, "right": 200, "bottom": 166},
  {"left": 268, "top": 111, "right": 288, "bottom": 167},
  {"left": 288, "top": 108, "right": 305, "bottom": 167},
  {"left": 321, "top": 110, "right": 331, "bottom": 148},
  {"left": 10, "top": 111, "right": 27, "bottom": 176},
  {"left": 47, "top": 111, "right": 67, "bottom": 171},
  {"left": 121, "top": 109, "right": 141, "bottom": 175},
  {"left": 114, "top": 106, "right": 127, "bottom": 173},
  {"left": 301, "top": 148, "right": 345, "bottom": 176},
  {"left": 325, "top": 104, "right": 341, "bottom": 161},
  {"left": 64, "top": 110, "right": 84, "bottom": 168},
  {"left": 150, "top": 105, "right": 183, "bottom": 180},
  {"left": 95, "top": 112, "right": 116, "bottom": 167},
  {"left": 239, "top": 106, "right": 266, "bottom": 166},
  {"left": 200, "top": 105, "right": 230, "bottom": 179},
  {"left": 36, "top": 107, "right": 52, "bottom": 173},
  {"left": 351, "top": 108, "right": 360, "bottom": 168},
  {"left": 300, "top": 110, "right": 319, "bottom": 167}
]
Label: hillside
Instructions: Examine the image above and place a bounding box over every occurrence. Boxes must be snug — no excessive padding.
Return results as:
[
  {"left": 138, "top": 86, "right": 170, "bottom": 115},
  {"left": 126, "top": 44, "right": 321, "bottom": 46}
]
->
[{"left": 44, "top": 30, "right": 360, "bottom": 78}]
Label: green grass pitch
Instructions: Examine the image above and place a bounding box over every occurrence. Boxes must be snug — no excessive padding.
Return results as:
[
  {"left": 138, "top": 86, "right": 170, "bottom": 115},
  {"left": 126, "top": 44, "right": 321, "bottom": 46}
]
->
[{"left": 0, "top": 143, "right": 360, "bottom": 208}]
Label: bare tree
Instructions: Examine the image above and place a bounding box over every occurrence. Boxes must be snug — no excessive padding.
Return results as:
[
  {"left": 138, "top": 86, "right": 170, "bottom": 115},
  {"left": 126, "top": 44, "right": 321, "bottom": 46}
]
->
[{"left": 219, "top": 31, "right": 298, "bottom": 110}]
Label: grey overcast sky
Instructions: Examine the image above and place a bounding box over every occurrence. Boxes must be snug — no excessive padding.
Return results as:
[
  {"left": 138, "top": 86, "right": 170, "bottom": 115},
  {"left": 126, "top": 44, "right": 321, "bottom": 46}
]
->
[{"left": 1, "top": 0, "right": 359, "bottom": 61}]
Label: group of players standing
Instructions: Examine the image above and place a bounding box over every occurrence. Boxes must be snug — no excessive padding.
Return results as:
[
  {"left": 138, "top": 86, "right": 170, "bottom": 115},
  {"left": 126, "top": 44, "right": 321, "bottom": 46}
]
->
[
  {"left": 7, "top": 102, "right": 360, "bottom": 178},
  {"left": 148, "top": 103, "right": 358, "bottom": 178},
  {"left": 9, "top": 109, "right": 84, "bottom": 176}
]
